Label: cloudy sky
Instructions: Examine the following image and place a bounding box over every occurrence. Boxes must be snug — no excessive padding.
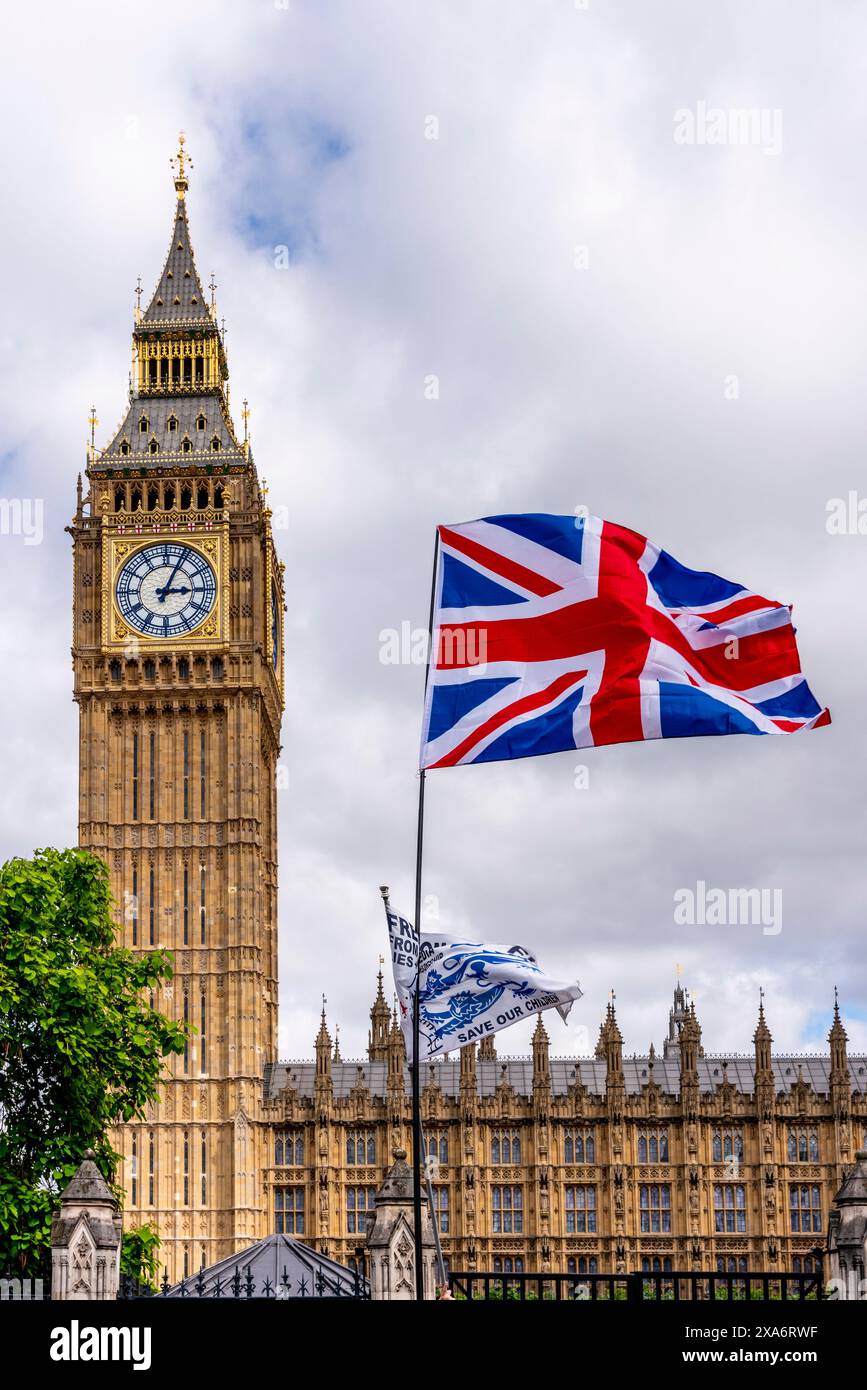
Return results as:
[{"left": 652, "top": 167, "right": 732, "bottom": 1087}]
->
[{"left": 1, "top": 0, "right": 865, "bottom": 1062}]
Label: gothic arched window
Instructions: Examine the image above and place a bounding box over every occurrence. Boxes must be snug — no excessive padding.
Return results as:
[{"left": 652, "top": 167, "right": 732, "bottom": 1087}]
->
[{"left": 787, "top": 1127, "right": 819, "bottom": 1164}]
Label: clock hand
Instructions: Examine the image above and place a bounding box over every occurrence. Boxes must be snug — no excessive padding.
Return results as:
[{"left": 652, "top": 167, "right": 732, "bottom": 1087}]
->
[
  {"left": 158, "top": 552, "right": 186, "bottom": 602},
  {"left": 155, "top": 585, "right": 190, "bottom": 597}
]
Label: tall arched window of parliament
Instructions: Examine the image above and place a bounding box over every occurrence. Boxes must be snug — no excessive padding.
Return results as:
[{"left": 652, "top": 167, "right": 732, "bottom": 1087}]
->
[
  {"left": 564, "top": 1185, "right": 597, "bottom": 1232},
  {"left": 639, "top": 1183, "right": 671, "bottom": 1232},
  {"left": 787, "top": 1127, "right": 820, "bottom": 1161},
  {"left": 713, "top": 1184, "right": 747, "bottom": 1232},
  {"left": 492, "top": 1129, "right": 521, "bottom": 1164},
  {"left": 346, "top": 1187, "right": 374, "bottom": 1233},
  {"left": 491, "top": 1185, "right": 523, "bottom": 1233},
  {"left": 642, "top": 1257, "right": 673, "bottom": 1273},
  {"left": 346, "top": 1131, "right": 375, "bottom": 1165},
  {"left": 432, "top": 1187, "right": 449, "bottom": 1232},
  {"left": 789, "top": 1184, "right": 823, "bottom": 1233},
  {"left": 564, "top": 1129, "right": 595, "bottom": 1163},
  {"left": 637, "top": 1130, "right": 669, "bottom": 1163},
  {"left": 275, "top": 1188, "right": 304, "bottom": 1235},
  {"left": 712, "top": 1129, "right": 744, "bottom": 1162},
  {"left": 425, "top": 1131, "right": 448, "bottom": 1167},
  {"left": 275, "top": 1132, "right": 304, "bottom": 1166}
]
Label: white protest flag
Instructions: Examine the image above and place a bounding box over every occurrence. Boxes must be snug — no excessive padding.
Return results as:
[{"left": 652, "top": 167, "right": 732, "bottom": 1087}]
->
[{"left": 387, "top": 909, "right": 582, "bottom": 1062}]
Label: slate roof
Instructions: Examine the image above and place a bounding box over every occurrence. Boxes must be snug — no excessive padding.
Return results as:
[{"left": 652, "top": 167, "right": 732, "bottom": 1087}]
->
[
  {"left": 99, "top": 392, "right": 242, "bottom": 467},
  {"left": 163, "top": 1233, "right": 367, "bottom": 1299},
  {"left": 141, "top": 198, "right": 211, "bottom": 324},
  {"left": 57, "top": 1151, "right": 116, "bottom": 1205},
  {"left": 264, "top": 1055, "right": 867, "bottom": 1102}
]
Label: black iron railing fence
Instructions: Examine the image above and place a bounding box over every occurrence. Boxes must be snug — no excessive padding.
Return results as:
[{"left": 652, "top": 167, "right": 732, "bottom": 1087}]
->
[
  {"left": 446, "top": 1270, "right": 825, "bottom": 1302},
  {"left": 117, "top": 1265, "right": 368, "bottom": 1300}
]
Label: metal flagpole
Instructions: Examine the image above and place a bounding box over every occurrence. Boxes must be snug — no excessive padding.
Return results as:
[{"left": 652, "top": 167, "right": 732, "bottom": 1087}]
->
[
  {"left": 419, "top": 1118, "right": 448, "bottom": 1289},
  {"left": 411, "top": 529, "right": 441, "bottom": 1301}
]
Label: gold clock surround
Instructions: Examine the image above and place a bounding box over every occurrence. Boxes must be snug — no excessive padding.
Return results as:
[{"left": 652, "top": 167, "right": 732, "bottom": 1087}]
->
[{"left": 102, "top": 518, "right": 229, "bottom": 651}]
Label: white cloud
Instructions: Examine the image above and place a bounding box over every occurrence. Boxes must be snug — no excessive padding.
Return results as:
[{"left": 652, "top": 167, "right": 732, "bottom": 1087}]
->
[{"left": 0, "top": 0, "right": 863, "bottom": 1062}]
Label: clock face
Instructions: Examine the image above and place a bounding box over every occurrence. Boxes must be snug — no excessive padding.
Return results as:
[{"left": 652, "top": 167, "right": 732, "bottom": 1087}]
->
[{"left": 116, "top": 543, "right": 217, "bottom": 637}]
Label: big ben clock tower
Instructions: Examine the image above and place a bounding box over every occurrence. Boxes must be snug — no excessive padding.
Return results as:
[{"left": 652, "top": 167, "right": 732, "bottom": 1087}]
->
[{"left": 70, "top": 136, "right": 284, "bottom": 1279}]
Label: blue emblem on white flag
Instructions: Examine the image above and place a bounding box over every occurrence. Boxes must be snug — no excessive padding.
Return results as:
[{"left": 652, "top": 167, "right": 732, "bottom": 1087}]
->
[{"left": 387, "top": 910, "right": 582, "bottom": 1061}]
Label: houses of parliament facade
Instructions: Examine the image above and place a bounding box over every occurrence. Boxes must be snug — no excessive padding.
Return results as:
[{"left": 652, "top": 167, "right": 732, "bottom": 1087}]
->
[{"left": 71, "top": 141, "right": 866, "bottom": 1284}]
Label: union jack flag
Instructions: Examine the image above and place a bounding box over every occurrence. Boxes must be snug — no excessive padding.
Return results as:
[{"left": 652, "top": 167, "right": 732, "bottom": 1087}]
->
[{"left": 420, "top": 513, "right": 830, "bottom": 769}]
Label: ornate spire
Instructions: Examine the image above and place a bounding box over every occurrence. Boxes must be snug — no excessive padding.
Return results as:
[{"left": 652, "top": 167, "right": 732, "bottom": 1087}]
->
[
  {"left": 315, "top": 996, "right": 332, "bottom": 1069},
  {"left": 141, "top": 170, "right": 211, "bottom": 327},
  {"left": 460, "top": 1040, "right": 477, "bottom": 1094},
  {"left": 532, "top": 1013, "right": 551, "bottom": 1102},
  {"left": 753, "top": 989, "right": 773, "bottom": 1088},
  {"left": 679, "top": 1000, "right": 701, "bottom": 1079},
  {"left": 478, "top": 1034, "right": 497, "bottom": 1061},
  {"left": 170, "top": 130, "right": 192, "bottom": 200},
  {"left": 387, "top": 1003, "right": 405, "bottom": 1082},
  {"left": 829, "top": 987, "right": 850, "bottom": 1086},
  {"left": 753, "top": 990, "right": 772, "bottom": 1044},
  {"left": 368, "top": 957, "right": 391, "bottom": 1063}
]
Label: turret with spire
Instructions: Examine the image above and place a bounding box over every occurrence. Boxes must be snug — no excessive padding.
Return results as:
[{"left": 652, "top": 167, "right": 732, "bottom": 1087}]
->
[
  {"left": 314, "top": 998, "right": 333, "bottom": 1102},
  {"left": 603, "top": 996, "right": 625, "bottom": 1122},
  {"left": 387, "top": 1005, "right": 406, "bottom": 1084},
  {"left": 679, "top": 1001, "right": 702, "bottom": 1115},
  {"left": 753, "top": 991, "right": 775, "bottom": 1118},
  {"left": 532, "top": 1014, "right": 551, "bottom": 1111},
  {"left": 460, "top": 1041, "right": 477, "bottom": 1111},
  {"left": 663, "top": 975, "right": 690, "bottom": 1060},
  {"left": 829, "top": 988, "right": 851, "bottom": 1119},
  {"left": 368, "top": 961, "right": 391, "bottom": 1063},
  {"left": 94, "top": 133, "right": 242, "bottom": 467}
]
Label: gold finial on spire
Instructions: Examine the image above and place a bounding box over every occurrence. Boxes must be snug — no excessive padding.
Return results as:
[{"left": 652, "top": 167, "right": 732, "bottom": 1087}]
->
[
  {"left": 170, "top": 130, "right": 193, "bottom": 199},
  {"left": 134, "top": 276, "right": 142, "bottom": 324},
  {"left": 241, "top": 398, "right": 250, "bottom": 445},
  {"left": 87, "top": 405, "right": 99, "bottom": 453}
]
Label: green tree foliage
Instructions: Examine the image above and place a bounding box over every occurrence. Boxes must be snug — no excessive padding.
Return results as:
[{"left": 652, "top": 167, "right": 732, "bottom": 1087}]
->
[
  {"left": 0, "top": 848, "right": 185, "bottom": 1276},
  {"left": 120, "top": 1223, "right": 162, "bottom": 1291}
]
